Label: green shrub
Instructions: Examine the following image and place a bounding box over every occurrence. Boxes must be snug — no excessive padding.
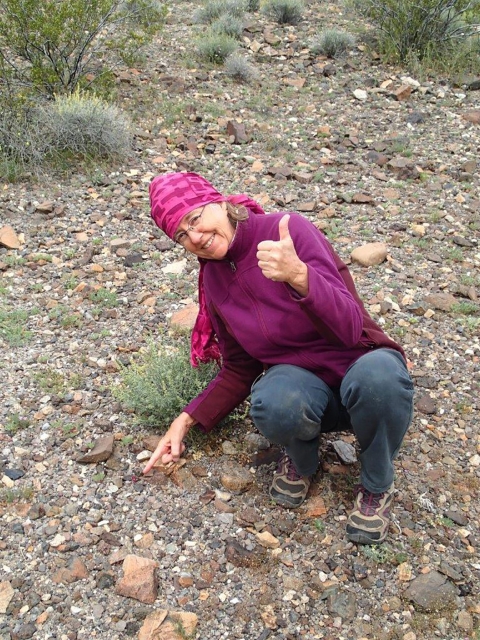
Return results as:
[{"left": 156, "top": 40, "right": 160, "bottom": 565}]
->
[
  {"left": 37, "top": 91, "right": 132, "bottom": 161},
  {"left": 312, "top": 29, "right": 356, "bottom": 58},
  {"left": 224, "top": 54, "right": 259, "bottom": 81},
  {"left": 354, "top": 0, "right": 480, "bottom": 63},
  {"left": 115, "top": 340, "right": 219, "bottom": 427},
  {"left": 224, "top": 0, "right": 247, "bottom": 18},
  {"left": 0, "top": 307, "right": 32, "bottom": 346},
  {"left": 197, "top": 32, "right": 239, "bottom": 63},
  {"left": 261, "top": 0, "right": 304, "bottom": 24},
  {"left": 211, "top": 14, "right": 245, "bottom": 38},
  {"left": 0, "top": 0, "right": 166, "bottom": 97},
  {"left": 193, "top": 0, "right": 230, "bottom": 23},
  {"left": 245, "top": 0, "right": 260, "bottom": 11}
]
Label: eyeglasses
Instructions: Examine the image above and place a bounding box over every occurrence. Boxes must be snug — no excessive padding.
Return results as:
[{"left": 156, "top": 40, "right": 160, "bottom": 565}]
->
[{"left": 174, "top": 205, "right": 206, "bottom": 245}]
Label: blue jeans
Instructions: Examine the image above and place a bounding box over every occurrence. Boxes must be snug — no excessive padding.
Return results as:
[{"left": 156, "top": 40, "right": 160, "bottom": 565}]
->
[{"left": 250, "top": 349, "right": 414, "bottom": 493}]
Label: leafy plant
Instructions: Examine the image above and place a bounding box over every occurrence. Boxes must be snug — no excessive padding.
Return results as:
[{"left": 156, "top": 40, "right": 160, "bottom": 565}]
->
[
  {"left": 353, "top": 0, "right": 480, "bottom": 63},
  {"left": 196, "top": 32, "right": 239, "bottom": 63},
  {"left": 261, "top": 0, "right": 304, "bottom": 24},
  {"left": 114, "top": 339, "right": 219, "bottom": 427},
  {"left": 89, "top": 287, "right": 119, "bottom": 308},
  {"left": 5, "top": 413, "right": 30, "bottom": 434},
  {"left": 0, "top": 0, "right": 167, "bottom": 97},
  {"left": 0, "top": 307, "right": 32, "bottom": 346},
  {"left": 312, "top": 29, "right": 356, "bottom": 58},
  {"left": 211, "top": 15, "right": 244, "bottom": 38}
]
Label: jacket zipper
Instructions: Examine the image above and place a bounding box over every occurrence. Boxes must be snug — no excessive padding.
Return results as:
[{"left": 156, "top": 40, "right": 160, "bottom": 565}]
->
[{"left": 229, "top": 261, "right": 236, "bottom": 272}]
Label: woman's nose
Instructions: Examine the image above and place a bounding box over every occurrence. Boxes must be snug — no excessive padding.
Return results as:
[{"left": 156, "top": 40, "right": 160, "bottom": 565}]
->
[{"left": 188, "top": 229, "right": 204, "bottom": 244}]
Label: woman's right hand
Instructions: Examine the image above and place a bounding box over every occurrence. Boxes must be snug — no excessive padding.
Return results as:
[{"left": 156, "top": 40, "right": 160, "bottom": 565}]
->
[{"left": 142, "top": 412, "right": 196, "bottom": 474}]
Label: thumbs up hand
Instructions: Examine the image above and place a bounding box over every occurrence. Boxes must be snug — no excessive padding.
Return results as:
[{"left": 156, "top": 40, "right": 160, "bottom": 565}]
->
[{"left": 256, "top": 215, "right": 308, "bottom": 294}]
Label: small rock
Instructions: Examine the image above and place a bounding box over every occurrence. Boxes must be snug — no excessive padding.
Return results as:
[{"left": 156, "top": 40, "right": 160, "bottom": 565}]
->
[
  {"left": 138, "top": 609, "right": 198, "bottom": 640},
  {"left": 225, "top": 540, "right": 265, "bottom": 568},
  {"left": 0, "top": 225, "right": 21, "bottom": 249},
  {"left": 115, "top": 555, "right": 158, "bottom": 604},
  {"left": 170, "top": 304, "right": 199, "bottom": 331},
  {"left": 3, "top": 468, "right": 25, "bottom": 480},
  {"left": 35, "top": 201, "right": 54, "bottom": 213},
  {"left": 220, "top": 464, "right": 253, "bottom": 493},
  {"left": 457, "top": 610, "right": 473, "bottom": 632},
  {"left": 353, "top": 89, "right": 368, "bottom": 101},
  {"left": 161, "top": 259, "right": 187, "bottom": 275},
  {"left": 332, "top": 440, "right": 357, "bottom": 464},
  {"left": 439, "top": 560, "right": 463, "bottom": 582},
  {"left": 444, "top": 510, "right": 468, "bottom": 526},
  {"left": 424, "top": 293, "right": 457, "bottom": 312},
  {"left": 221, "top": 440, "right": 237, "bottom": 455},
  {"left": 327, "top": 591, "right": 357, "bottom": 621},
  {"left": 415, "top": 394, "right": 437, "bottom": 415},
  {"left": 77, "top": 434, "right": 114, "bottom": 463},
  {"left": 351, "top": 242, "right": 388, "bottom": 266},
  {"left": 11, "top": 623, "right": 36, "bottom": 639},
  {"left": 392, "top": 84, "right": 412, "bottom": 101},
  {"left": 0, "top": 581, "right": 14, "bottom": 613},
  {"left": 227, "top": 120, "right": 248, "bottom": 144},
  {"left": 52, "top": 557, "right": 89, "bottom": 584},
  {"left": 256, "top": 531, "right": 280, "bottom": 549},
  {"left": 462, "top": 110, "right": 480, "bottom": 124},
  {"left": 404, "top": 571, "right": 459, "bottom": 612},
  {"left": 124, "top": 253, "right": 143, "bottom": 267},
  {"left": 244, "top": 433, "right": 270, "bottom": 453}
]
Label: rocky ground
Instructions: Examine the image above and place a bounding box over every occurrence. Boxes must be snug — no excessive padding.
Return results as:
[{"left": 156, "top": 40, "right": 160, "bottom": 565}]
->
[{"left": 1, "top": 1, "right": 480, "bottom": 639}]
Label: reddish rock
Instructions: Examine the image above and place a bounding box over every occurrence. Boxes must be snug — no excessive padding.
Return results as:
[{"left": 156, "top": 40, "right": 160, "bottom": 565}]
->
[
  {"left": 226, "top": 120, "right": 248, "bottom": 144},
  {"left": 115, "top": 555, "right": 158, "bottom": 604},
  {"left": 170, "top": 303, "right": 199, "bottom": 331},
  {"left": 462, "top": 111, "right": 480, "bottom": 124},
  {"left": 138, "top": 609, "right": 198, "bottom": 640},
  {"left": 0, "top": 581, "right": 14, "bottom": 613},
  {"left": 77, "top": 435, "right": 114, "bottom": 464},
  {"left": 52, "top": 557, "right": 89, "bottom": 584},
  {"left": 35, "top": 201, "right": 54, "bottom": 213},
  {"left": 0, "top": 225, "right": 21, "bottom": 249},
  {"left": 350, "top": 242, "right": 388, "bottom": 267},
  {"left": 392, "top": 85, "right": 412, "bottom": 101}
]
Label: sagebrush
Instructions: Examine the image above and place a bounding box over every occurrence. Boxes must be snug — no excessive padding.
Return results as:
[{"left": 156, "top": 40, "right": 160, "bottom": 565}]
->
[
  {"left": 224, "top": 54, "right": 259, "bottom": 81},
  {"left": 196, "top": 32, "right": 239, "bottom": 63},
  {"left": 312, "top": 29, "right": 356, "bottom": 58},
  {"left": 115, "top": 340, "right": 219, "bottom": 426},
  {"left": 261, "top": 0, "right": 304, "bottom": 24}
]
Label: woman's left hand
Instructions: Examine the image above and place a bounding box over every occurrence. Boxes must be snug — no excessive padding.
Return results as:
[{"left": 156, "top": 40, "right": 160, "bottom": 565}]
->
[{"left": 257, "top": 215, "right": 309, "bottom": 295}]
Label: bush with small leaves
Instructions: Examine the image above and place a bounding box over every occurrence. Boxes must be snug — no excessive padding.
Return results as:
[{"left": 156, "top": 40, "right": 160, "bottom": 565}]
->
[
  {"left": 193, "top": 0, "right": 228, "bottom": 24},
  {"left": 245, "top": 0, "right": 260, "bottom": 11},
  {"left": 114, "top": 339, "right": 219, "bottom": 427},
  {"left": 354, "top": 0, "right": 480, "bottom": 63},
  {"left": 224, "top": 54, "right": 259, "bottom": 82},
  {"left": 211, "top": 14, "right": 244, "bottom": 38},
  {"left": 261, "top": 0, "right": 304, "bottom": 24},
  {"left": 312, "top": 29, "right": 356, "bottom": 58},
  {"left": 197, "top": 32, "right": 239, "bottom": 63},
  {"left": 224, "top": 0, "right": 247, "bottom": 18},
  {"left": 37, "top": 91, "right": 132, "bottom": 161},
  {"left": 0, "top": 0, "right": 166, "bottom": 97}
]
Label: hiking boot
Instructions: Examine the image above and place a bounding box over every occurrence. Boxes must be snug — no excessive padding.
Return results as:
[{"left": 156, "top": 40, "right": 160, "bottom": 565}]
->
[
  {"left": 346, "top": 483, "right": 394, "bottom": 544},
  {"left": 269, "top": 454, "right": 311, "bottom": 508}
]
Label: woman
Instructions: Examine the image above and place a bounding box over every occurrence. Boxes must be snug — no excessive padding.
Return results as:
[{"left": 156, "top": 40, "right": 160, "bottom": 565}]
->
[{"left": 144, "top": 172, "right": 414, "bottom": 545}]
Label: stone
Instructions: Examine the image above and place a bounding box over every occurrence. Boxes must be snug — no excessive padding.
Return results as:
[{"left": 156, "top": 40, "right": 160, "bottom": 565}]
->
[
  {"left": 351, "top": 242, "right": 388, "bottom": 267},
  {"left": 0, "top": 225, "right": 21, "bottom": 249},
  {"left": 332, "top": 440, "right": 357, "bottom": 464},
  {"left": 444, "top": 510, "right": 468, "bottom": 526},
  {"left": 415, "top": 394, "right": 437, "bottom": 415},
  {"left": 260, "top": 605, "right": 278, "bottom": 630},
  {"left": 243, "top": 433, "right": 270, "bottom": 453},
  {"left": 3, "top": 468, "right": 25, "bottom": 480},
  {"left": 143, "top": 435, "right": 161, "bottom": 451},
  {"left": 161, "top": 259, "right": 187, "bottom": 275},
  {"left": 52, "top": 557, "right": 89, "bottom": 584},
  {"left": 303, "top": 495, "right": 327, "bottom": 518},
  {"left": 220, "top": 464, "right": 253, "bottom": 493},
  {"left": 327, "top": 591, "right": 357, "bottom": 621},
  {"left": 0, "top": 581, "right": 14, "bottom": 613},
  {"left": 352, "top": 192, "right": 374, "bottom": 204},
  {"left": 227, "top": 120, "right": 248, "bottom": 144},
  {"left": 35, "top": 201, "right": 54, "bottom": 213},
  {"left": 115, "top": 555, "right": 158, "bottom": 604},
  {"left": 110, "top": 238, "right": 131, "bottom": 250},
  {"left": 462, "top": 111, "right": 480, "bottom": 124},
  {"left": 423, "top": 293, "right": 457, "bottom": 312},
  {"left": 11, "top": 623, "right": 36, "bottom": 639},
  {"left": 457, "top": 610, "right": 473, "bottom": 632},
  {"left": 404, "top": 571, "right": 459, "bottom": 612},
  {"left": 353, "top": 89, "right": 368, "bottom": 101},
  {"left": 77, "top": 434, "right": 114, "bottom": 463},
  {"left": 138, "top": 609, "right": 198, "bottom": 640},
  {"left": 439, "top": 560, "right": 463, "bottom": 582},
  {"left": 170, "top": 304, "right": 198, "bottom": 331},
  {"left": 225, "top": 540, "right": 265, "bottom": 568},
  {"left": 256, "top": 531, "right": 280, "bottom": 549},
  {"left": 392, "top": 85, "right": 412, "bottom": 101},
  {"left": 124, "top": 253, "right": 143, "bottom": 267}
]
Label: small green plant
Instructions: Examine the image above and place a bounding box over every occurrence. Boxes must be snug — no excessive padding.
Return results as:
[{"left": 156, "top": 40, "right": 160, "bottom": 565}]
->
[
  {"left": 0, "top": 307, "right": 32, "bottom": 346},
  {"left": 211, "top": 14, "right": 244, "bottom": 38},
  {"left": 313, "top": 519, "right": 326, "bottom": 533},
  {"left": 446, "top": 247, "right": 465, "bottom": 262},
  {"left": 196, "top": 32, "right": 239, "bottom": 63},
  {"left": 1, "top": 485, "right": 35, "bottom": 504},
  {"left": 114, "top": 339, "right": 219, "bottom": 427},
  {"left": 92, "top": 472, "right": 106, "bottom": 483},
  {"left": 261, "top": 0, "right": 304, "bottom": 24},
  {"left": 437, "top": 516, "right": 455, "bottom": 528},
  {"left": 224, "top": 54, "right": 259, "bottom": 82},
  {"left": 245, "top": 0, "right": 260, "bottom": 10},
  {"left": 34, "top": 368, "right": 66, "bottom": 395},
  {"left": 312, "top": 29, "right": 356, "bottom": 58},
  {"left": 3, "top": 255, "right": 26, "bottom": 267},
  {"left": 451, "top": 301, "right": 479, "bottom": 315},
  {"left": 89, "top": 287, "right": 118, "bottom": 308},
  {"left": 361, "top": 543, "right": 396, "bottom": 564},
  {"left": 5, "top": 413, "right": 30, "bottom": 434},
  {"left": 121, "top": 435, "right": 134, "bottom": 445},
  {"left": 61, "top": 314, "right": 83, "bottom": 329}
]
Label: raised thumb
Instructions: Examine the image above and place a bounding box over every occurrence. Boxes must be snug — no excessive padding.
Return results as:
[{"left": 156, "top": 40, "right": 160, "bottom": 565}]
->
[{"left": 278, "top": 214, "right": 291, "bottom": 241}]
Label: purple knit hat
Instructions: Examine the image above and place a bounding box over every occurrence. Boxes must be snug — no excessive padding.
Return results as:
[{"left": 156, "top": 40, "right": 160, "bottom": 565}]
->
[
  {"left": 150, "top": 172, "right": 226, "bottom": 239},
  {"left": 149, "top": 172, "right": 265, "bottom": 367}
]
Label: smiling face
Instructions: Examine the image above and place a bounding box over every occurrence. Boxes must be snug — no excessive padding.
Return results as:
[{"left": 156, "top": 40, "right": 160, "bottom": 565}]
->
[{"left": 174, "top": 201, "right": 236, "bottom": 260}]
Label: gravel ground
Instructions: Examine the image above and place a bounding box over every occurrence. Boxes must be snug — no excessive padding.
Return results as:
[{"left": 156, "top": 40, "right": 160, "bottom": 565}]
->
[{"left": 1, "top": 1, "right": 479, "bottom": 639}]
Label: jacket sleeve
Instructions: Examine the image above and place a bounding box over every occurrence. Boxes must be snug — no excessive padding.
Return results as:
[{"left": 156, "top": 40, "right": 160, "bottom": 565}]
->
[
  {"left": 285, "top": 214, "right": 364, "bottom": 347},
  {"left": 183, "top": 305, "right": 263, "bottom": 432}
]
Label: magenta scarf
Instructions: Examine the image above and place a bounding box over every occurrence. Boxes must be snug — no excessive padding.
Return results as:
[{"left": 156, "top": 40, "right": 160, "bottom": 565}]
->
[{"left": 149, "top": 172, "right": 265, "bottom": 366}]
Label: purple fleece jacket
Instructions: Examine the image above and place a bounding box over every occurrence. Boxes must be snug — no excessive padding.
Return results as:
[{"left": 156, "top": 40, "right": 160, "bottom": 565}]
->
[{"left": 184, "top": 210, "right": 405, "bottom": 432}]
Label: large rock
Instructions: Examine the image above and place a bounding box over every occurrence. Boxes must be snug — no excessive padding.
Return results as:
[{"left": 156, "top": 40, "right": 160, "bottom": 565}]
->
[
  {"left": 52, "top": 557, "right": 89, "bottom": 584},
  {"left": 138, "top": 609, "right": 198, "bottom": 640},
  {"left": 170, "top": 304, "right": 199, "bottom": 331},
  {"left": 77, "top": 434, "right": 114, "bottom": 463},
  {"left": 0, "top": 225, "right": 21, "bottom": 249},
  {"left": 115, "top": 555, "right": 158, "bottom": 604},
  {"left": 351, "top": 242, "right": 388, "bottom": 267},
  {"left": 404, "top": 571, "right": 459, "bottom": 612},
  {"left": 424, "top": 292, "right": 457, "bottom": 312},
  {"left": 220, "top": 464, "right": 253, "bottom": 493}
]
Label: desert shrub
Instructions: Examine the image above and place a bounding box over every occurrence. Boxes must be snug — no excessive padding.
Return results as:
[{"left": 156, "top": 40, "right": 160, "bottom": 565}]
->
[
  {"left": 0, "top": 96, "right": 45, "bottom": 179},
  {"left": 312, "top": 29, "right": 356, "bottom": 57},
  {"left": 211, "top": 14, "right": 245, "bottom": 38},
  {"left": 353, "top": 0, "right": 480, "bottom": 63},
  {"left": 261, "top": 0, "right": 304, "bottom": 24},
  {"left": 0, "top": 0, "right": 166, "bottom": 97},
  {"left": 224, "top": 54, "right": 260, "bottom": 81},
  {"left": 36, "top": 91, "right": 132, "bottom": 160},
  {"left": 193, "top": 0, "right": 246, "bottom": 24},
  {"left": 115, "top": 340, "right": 219, "bottom": 426},
  {"left": 224, "top": 0, "right": 247, "bottom": 17},
  {"left": 245, "top": 0, "right": 260, "bottom": 11},
  {"left": 197, "top": 32, "right": 239, "bottom": 63}
]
